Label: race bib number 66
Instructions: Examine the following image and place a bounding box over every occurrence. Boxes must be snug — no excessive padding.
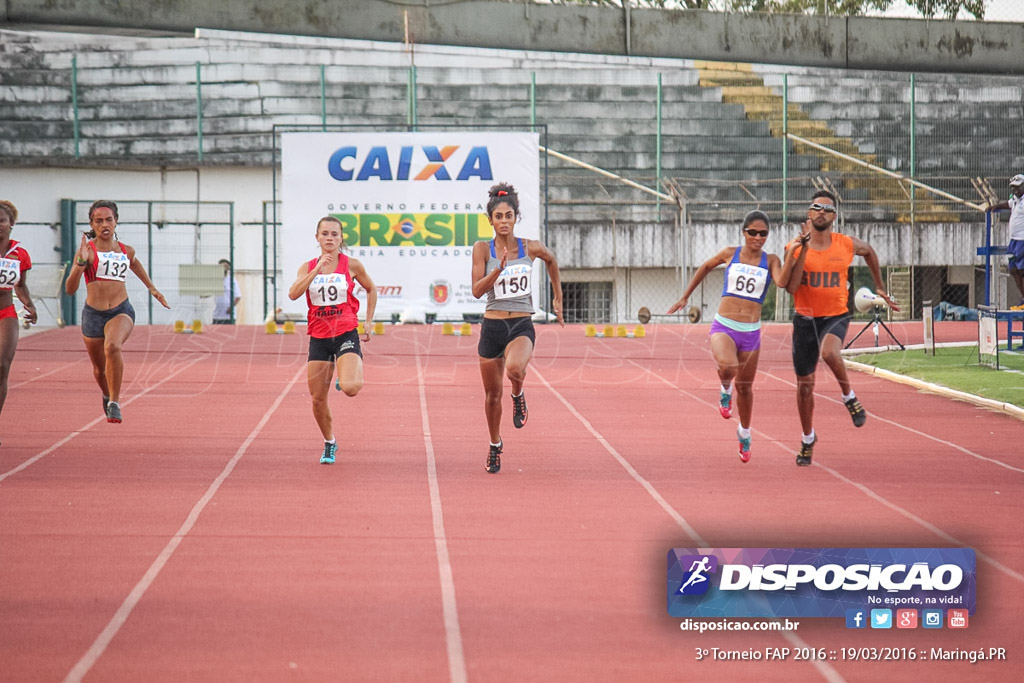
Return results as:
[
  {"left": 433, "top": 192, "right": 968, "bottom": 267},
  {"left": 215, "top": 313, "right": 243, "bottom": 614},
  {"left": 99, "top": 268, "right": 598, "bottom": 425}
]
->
[{"left": 726, "top": 264, "right": 768, "bottom": 299}]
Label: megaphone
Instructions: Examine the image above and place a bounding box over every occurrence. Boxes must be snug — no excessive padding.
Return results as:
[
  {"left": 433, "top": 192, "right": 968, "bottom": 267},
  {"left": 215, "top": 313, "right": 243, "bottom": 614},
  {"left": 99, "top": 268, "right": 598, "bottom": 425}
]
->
[{"left": 854, "top": 287, "right": 887, "bottom": 313}]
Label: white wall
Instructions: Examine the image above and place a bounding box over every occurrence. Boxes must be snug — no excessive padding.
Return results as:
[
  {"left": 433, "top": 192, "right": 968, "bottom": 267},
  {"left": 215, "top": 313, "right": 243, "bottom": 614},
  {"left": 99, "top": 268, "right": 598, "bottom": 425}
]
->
[{"left": 0, "top": 166, "right": 275, "bottom": 324}]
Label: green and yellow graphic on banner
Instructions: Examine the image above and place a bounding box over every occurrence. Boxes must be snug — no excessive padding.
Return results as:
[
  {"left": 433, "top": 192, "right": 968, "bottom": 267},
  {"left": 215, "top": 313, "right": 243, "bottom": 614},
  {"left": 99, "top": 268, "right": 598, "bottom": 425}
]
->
[{"left": 333, "top": 213, "right": 494, "bottom": 247}]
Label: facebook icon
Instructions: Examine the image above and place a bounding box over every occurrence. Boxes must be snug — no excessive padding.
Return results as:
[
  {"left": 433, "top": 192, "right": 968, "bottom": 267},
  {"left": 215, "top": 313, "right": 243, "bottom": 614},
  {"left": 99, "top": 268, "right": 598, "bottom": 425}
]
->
[{"left": 845, "top": 609, "right": 867, "bottom": 629}]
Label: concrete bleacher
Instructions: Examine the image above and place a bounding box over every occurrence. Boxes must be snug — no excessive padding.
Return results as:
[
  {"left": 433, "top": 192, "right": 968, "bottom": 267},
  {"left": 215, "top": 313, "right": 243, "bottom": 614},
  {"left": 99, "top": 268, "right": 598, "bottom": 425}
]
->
[
  {"left": 1, "top": 26, "right": 1019, "bottom": 226},
  {"left": 0, "top": 26, "right": 823, "bottom": 224}
]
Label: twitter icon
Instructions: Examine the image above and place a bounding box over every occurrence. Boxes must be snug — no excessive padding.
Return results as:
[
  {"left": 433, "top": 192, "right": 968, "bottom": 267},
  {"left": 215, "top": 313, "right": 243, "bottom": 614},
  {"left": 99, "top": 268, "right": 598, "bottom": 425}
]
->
[{"left": 870, "top": 609, "right": 893, "bottom": 629}]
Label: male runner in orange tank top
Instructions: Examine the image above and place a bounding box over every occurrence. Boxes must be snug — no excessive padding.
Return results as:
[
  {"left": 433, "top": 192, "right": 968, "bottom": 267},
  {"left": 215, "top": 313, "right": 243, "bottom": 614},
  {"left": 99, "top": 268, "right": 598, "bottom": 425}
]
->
[{"left": 784, "top": 190, "right": 899, "bottom": 466}]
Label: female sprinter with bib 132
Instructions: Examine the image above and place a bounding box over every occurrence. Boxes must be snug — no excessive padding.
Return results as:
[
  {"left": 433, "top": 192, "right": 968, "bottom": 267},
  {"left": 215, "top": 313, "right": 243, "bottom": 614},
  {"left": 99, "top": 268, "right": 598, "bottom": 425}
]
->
[
  {"left": 65, "top": 200, "right": 169, "bottom": 423},
  {"left": 668, "top": 210, "right": 796, "bottom": 462},
  {"left": 471, "top": 183, "right": 563, "bottom": 474},
  {"left": 0, "top": 200, "right": 38, "bottom": 428},
  {"left": 288, "top": 216, "right": 376, "bottom": 465}
]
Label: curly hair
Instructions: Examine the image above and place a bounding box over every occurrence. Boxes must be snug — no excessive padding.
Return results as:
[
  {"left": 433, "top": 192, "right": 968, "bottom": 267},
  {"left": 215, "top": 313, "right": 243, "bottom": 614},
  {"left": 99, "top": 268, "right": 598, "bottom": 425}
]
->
[
  {"left": 0, "top": 200, "right": 17, "bottom": 224},
  {"left": 486, "top": 182, "right": 520, "bottom": 220}
]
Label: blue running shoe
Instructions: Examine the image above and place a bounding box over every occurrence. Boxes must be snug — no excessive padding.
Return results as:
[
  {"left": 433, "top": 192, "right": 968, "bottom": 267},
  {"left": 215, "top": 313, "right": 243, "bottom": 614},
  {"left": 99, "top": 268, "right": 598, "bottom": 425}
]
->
[
  {"left": 320, "top": 441, "right": 337, "bottom": 465},
  {"left": 738, "top": 429, "right": 751, "bottom": 463},
  {"left": 719, "top": 391, "right": 732, "bottom": 419}
]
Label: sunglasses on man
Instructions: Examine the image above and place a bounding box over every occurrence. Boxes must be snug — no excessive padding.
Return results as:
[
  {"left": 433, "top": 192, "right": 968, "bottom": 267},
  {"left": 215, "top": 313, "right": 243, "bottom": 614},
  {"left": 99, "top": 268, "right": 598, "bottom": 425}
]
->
[
  {"left": 809, "top": 202, "right": 837, "bottom": 214},
  {"left": 744, "top": 229, "right": 769, "bottom": 237}
]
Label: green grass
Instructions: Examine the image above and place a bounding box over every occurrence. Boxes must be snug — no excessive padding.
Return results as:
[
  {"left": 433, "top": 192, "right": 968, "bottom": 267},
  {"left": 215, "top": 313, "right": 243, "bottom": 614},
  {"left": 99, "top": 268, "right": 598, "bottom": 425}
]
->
[{"left": 851, "top": 345, "right": 1024, "bottom": 409}]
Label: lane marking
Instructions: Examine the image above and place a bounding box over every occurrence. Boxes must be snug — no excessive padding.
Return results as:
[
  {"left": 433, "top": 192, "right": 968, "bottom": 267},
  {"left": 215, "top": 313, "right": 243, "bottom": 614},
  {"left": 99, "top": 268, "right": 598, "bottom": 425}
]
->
[
  {"left": 635, "top": 360, "right": 1024, "bottom": 585},
  {"left": 761, "top": 368, "right": 1024, "bottom": 474},
  {"left": 0, "top": 356, "right": 204, "bottom": 484},
  {"left": 414, "top": 350, "right": 467, "bottom": 683},
  {"left": 62, "top": 364, "right": 306, "bottom": 683},
  {"left": 533, "top": 365, "right": 844, "bottom": 683}
]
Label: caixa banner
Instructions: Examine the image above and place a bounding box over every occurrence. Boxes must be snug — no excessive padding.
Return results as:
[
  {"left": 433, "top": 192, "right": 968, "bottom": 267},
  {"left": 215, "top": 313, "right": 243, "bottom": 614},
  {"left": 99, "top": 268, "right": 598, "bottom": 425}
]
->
[
  {"left": 281, "top": 131, "right": 540, "bottom": 319},
  {"left": 667, "top": 548, "right": 976, "bottom": 618}
]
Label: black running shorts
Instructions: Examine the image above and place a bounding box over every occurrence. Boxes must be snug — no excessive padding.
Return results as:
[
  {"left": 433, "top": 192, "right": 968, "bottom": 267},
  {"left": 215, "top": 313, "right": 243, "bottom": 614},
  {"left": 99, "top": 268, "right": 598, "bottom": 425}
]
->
[
  {"left": 308, "top": 328, "right": 362, "bottom": 362},
  {"left": 791, "top": 314, "right": 851, "bottom": 377},
  {"left": 477, "top": 316, "right": 535, "bottom": 359}
]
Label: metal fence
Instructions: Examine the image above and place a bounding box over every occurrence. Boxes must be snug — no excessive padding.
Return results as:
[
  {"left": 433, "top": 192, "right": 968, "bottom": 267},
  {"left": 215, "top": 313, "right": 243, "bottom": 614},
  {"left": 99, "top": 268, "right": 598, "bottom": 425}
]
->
[
  {"left": 59, "top": 200, "right": 235, "bottom": 327},
  {"left": 12, "top": 46, "right": 1024, "bottom": 325}
]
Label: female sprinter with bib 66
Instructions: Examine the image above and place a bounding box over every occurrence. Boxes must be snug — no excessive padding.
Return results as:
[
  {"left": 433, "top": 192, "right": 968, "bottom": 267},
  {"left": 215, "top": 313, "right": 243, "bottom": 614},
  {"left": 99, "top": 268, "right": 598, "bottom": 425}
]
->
[{"left": 668, "top": 210, "right": 798, "bottom": 462}]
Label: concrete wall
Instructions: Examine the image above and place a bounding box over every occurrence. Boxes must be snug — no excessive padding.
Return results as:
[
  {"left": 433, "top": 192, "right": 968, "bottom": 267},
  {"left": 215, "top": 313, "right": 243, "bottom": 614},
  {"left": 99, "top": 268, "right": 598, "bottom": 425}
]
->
[{"left": 5, "top": 1, "right": 1024, "bottom": 75}]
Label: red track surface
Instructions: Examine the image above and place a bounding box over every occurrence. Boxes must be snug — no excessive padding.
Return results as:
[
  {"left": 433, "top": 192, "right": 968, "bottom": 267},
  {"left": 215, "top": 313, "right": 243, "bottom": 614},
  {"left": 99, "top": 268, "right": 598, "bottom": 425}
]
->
[{"left": 1, "top": 322, "right": 1020, "bottom": 682}]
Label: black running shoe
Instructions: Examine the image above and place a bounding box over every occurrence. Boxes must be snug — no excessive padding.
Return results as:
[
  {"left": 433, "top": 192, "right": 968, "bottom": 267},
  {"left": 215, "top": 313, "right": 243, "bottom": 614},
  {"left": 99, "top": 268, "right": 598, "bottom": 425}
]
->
[
  {"left": 106, "top": 401, "right": 122, "bottom": 424},
  {"left": 796, "top": 436, "right": 817, "bottom": 466},
  {"left": 512, "top": 392, "right": 528, "bottom": 429},
  {"left": 845, "top": 397, "right": 867, "bottom": 427},
  {"left": 486, "top": 440, "right": 502, "bottom": 474}
]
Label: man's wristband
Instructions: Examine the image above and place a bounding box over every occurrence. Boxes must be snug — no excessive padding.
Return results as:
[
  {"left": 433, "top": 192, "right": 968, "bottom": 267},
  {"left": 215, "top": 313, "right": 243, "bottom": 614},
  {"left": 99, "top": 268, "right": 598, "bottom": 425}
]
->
[{"left": 75, "top": 258, "right": 88, "bottom": 266}]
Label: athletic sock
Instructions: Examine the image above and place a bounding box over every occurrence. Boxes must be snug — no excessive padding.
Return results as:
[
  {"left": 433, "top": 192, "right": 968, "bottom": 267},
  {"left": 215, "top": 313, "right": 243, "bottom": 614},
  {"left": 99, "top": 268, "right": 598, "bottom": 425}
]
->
[
  {"left": 722, "top": 383, "right": 733, "bottom": 395},
  {"left": 842, "top": 391, "right": 856, "bottom": 402},
  {"left": 737, "top": 426, "right": 751, "bottom": 440},
  {"left": 490, "top": 440, "right": 502, "bottom": 448},
  {"left": 325, "top": 438, "right": 336, "bottom": 445},
  {"left": 802, "top": 430, "right": 816, "bottom": 445}
]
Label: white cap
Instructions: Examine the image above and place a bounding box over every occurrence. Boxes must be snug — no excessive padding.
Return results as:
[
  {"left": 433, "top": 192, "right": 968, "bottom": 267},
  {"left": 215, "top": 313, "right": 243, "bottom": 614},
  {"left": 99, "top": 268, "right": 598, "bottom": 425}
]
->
[{"left": 1010, "top": 174, "right": 1024, "bottom": 187}]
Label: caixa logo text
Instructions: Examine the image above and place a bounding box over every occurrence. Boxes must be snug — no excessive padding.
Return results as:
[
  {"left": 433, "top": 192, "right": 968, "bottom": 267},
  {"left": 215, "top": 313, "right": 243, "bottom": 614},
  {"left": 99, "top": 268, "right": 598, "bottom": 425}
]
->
[
  {"left": 328, "top": 145, "right": 493, "bottom": 182},
  {"left": 717, "top": 563, "right": 963, "bottom": 592}
]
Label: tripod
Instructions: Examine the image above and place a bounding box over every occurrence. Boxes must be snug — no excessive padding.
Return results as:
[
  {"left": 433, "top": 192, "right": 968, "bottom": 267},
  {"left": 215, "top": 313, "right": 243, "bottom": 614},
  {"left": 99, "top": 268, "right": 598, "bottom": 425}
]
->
[{"left": 844, "top": 306, "right": 905, "bottom": 350}]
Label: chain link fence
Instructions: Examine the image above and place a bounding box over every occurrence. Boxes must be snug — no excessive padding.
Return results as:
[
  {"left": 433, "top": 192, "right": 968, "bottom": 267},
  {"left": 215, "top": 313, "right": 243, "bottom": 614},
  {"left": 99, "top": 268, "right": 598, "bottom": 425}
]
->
[{"left": 60, "top": 200, "right": 235, "bottom": 327}]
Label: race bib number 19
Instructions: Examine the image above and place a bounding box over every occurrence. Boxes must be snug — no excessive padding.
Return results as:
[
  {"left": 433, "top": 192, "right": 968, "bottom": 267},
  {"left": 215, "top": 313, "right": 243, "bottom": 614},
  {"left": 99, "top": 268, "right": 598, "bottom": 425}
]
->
[
  {"left": 96, "top": 251, "right": 130, "bottom": 282},
  {"left": 310, "top": 273, "right": 346, "bottom": 306},
  {"left": 0, "top": 258, "right": 20, "bottom": 289},
  {"left": 493, "top": 264, "right": 532, "bottom": 300},
  {"left": 726, "top": 263, "right": 768, "bottom": 299}
]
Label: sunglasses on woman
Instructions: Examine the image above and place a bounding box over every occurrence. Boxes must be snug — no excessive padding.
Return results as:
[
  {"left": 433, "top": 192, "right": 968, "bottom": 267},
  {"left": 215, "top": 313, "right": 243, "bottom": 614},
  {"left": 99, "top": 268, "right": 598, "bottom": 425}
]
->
[
  {"left": 744, "top": 228, "right": 769, "bottom": 237},
  {"left": 809, "top": 202, "right": 837, "bottom": 214}
]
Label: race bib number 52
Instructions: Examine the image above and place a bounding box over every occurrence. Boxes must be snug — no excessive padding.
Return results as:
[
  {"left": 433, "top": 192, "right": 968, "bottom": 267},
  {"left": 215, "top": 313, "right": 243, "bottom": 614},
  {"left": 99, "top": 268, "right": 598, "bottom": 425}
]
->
[{"left": 0, "top": 258, "right": 20, "bottom": 289}]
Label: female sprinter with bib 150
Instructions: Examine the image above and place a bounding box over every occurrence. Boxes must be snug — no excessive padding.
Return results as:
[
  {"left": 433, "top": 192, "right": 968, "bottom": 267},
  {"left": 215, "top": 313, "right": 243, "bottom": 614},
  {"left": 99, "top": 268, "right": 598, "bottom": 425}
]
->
[
  {"left": 0, "top": 200, "right": 38, "bottom": 428},
  {"left": 65, "top": 200, "right": 170, "bottom": 424},
  {"left": 471, "top": 183, "right": 563, "bottom": 474},
  {"left": 668, "top": 210, "right": 797, "bottom": 462},
  {"left": 288, "top": 216, "right": 377, "bottom": 465}
]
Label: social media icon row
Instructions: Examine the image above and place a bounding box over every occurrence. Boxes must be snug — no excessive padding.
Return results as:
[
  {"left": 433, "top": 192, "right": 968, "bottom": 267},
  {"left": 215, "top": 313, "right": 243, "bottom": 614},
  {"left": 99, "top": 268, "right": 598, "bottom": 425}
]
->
[{"left": 845, "top": 608, "right": 968, "bottom": 629}]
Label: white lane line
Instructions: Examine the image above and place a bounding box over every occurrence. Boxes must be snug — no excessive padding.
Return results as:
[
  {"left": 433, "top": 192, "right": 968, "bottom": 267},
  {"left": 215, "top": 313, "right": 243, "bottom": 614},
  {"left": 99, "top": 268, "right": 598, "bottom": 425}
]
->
[
  {"left": 760, "top": 368, "right": 1024, "bottom": 474},
  {"left": 8, "top": 357, "right": 88, "bottom": 391},
  {"left": 414, "top": 350, "right": 467, "bottom": 683},
  {"left": 0, "top": 355, "right": 204, "bottom": 484},
  {"left": 533, "top": 365, "right": 845, "bottom": 683},
  {"left": 62, "top": 364, "right": 306, "bottom": 683},
  {"left": 532, "top": 366, "right": 708, "bottom": 547},
  {"left": 637, "top": 360, "right": 1024, "bottom": 585}
]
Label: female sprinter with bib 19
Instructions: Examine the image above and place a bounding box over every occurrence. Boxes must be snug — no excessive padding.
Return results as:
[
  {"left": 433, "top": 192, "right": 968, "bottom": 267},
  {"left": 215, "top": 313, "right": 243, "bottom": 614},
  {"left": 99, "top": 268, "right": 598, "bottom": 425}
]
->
[
  {"left": 667, "top": 210, "right": 798, "bottom": 462},
  {"left": 64, "top": 200, "right": 170, "bottom": 424},
  {"left": 0, "top": 200, "right": 38, "bottom": 428},
  {"left": 471, "top": 182, "right": 563, "bottom": 474},
  {"left": 288, "top": 216, "right": 377, "bottom": 465}
]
